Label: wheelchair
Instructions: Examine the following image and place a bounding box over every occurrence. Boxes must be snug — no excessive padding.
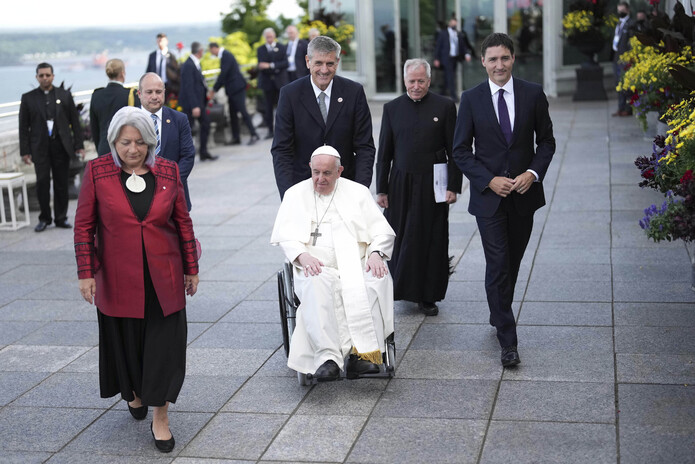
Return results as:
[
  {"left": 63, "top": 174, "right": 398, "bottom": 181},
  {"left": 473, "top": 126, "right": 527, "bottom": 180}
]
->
[{"left": 277, "top": 261, "right": 396, "bottom": 386}]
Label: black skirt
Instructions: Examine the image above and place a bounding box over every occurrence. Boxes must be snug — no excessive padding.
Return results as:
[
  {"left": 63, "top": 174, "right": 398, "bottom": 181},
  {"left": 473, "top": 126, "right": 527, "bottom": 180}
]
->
[{"left": 97, "top": 256, "right": 187, "bottom": 407}]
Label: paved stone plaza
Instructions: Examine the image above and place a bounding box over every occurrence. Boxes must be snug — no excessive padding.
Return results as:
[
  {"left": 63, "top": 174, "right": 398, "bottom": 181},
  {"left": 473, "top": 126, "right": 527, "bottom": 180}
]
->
[{"left": 0, "top": 96, "right": 694, "bottom": 463}]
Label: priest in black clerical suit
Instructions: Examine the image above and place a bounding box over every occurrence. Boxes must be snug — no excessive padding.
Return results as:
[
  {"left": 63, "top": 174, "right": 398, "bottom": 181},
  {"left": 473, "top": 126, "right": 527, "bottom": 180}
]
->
[
  {"left": 453, "top": 33, "right": 555, "bottom": 367},
  {"left": 19, "top": 62, "right": 85, "bottom": 231},
  {"left": 377, "top": 58, "right": 461, "bottom": 317},
  {"left": 271, "top": 36, "right": 375, "bottom": 199},
  {"left": 257, "top": 27, "right": 289, "bottom": 138}
]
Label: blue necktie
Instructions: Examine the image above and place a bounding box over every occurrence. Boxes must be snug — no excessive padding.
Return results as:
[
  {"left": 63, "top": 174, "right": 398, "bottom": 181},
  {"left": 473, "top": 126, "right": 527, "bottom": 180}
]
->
[
  {"left": 151, "top": 114, "right": 161, "bottom": 156},
  {"left": 498, "top": 89, "right": 512, "bottom": 145}
]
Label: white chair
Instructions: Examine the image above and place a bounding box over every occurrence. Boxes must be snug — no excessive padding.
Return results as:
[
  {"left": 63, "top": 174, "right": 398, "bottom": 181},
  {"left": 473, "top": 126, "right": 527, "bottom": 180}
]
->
[{"left": 0, "top": 173, "right": 31, "bottom": 231}]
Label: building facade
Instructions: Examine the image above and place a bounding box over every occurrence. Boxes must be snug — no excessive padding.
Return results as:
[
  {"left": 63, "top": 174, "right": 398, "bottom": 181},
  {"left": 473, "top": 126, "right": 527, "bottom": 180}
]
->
[{"left": 309, "top": 0, "right": 682, "bottom": 99}]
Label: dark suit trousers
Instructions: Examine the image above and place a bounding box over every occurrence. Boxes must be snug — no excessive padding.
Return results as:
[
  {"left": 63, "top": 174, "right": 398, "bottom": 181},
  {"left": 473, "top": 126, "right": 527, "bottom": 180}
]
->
[
  {"left": 34, "top": 137, "right": 70, "bottom": 224},
  {"left": 476, "top": 196, "right": 534, "bottom": 348},
  {"left": 441, "top": 57, "right": 457, "bottom": 99},
  {"left": 186, "top": 109, "right": 210, "bottom": 156},
  {"left": 262, "top": 84, "right": 280, "bottom": 134},
  {"left": 613, "top": 60, "right": 630, "bottom": 113},
  {"left": 228, "top": 90, "right": 256, "bottom": 140}
]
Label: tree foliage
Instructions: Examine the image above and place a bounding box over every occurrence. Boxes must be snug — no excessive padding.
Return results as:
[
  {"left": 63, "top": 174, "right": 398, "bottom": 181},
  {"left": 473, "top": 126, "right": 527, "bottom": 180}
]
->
[{"left": 221, "top": 0, "right": 278, "bottom": 45}]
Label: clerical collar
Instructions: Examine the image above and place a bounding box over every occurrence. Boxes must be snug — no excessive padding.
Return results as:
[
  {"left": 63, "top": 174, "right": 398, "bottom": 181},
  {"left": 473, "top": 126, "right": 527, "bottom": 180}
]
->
[{"left": 407, "top": 90, "right": 429, "bottom": 102}]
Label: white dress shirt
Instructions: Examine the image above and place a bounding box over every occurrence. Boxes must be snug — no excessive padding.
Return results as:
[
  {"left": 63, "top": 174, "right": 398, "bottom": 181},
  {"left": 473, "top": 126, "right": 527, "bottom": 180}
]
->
[
  {"left": 311, "top": 78, "right": 333, "bottom": 115},
  {"left": 287, "top": 39, "right": 298, "bottom": 71}
]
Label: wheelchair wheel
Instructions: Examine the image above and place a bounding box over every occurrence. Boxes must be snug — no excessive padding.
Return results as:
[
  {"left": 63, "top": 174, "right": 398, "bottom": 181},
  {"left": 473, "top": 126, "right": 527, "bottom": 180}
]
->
[{"left": 277, "top": 270, "right": 291, "bottom": 358}]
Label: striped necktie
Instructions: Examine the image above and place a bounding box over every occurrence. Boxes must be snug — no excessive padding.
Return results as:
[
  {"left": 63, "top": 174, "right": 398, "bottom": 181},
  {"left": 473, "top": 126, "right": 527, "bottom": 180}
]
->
[
  {"left": 151, "top": 114, "right": 161, "bottom": 156},
  {"left": 318, "top": 92, "right": 328, "bottom": 123}
]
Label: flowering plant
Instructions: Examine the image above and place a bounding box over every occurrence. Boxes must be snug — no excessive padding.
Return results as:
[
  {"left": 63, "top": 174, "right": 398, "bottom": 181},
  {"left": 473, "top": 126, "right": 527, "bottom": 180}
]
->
[
  {"left": 618, "top": 37, "right": 694, "bottom": 130},
  {"left": 640, "top": 177, "right": 695, "bottom": 242},
  {"left": 562, "top": 0, "right": 617, "bottom": 42},
  {"left": 299, "top": 20, "right": 355, "bottom": 55}
]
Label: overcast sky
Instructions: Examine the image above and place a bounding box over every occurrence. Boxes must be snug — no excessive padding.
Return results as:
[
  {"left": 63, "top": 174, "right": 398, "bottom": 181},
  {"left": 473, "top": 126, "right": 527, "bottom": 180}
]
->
[{"left": 2, "top": 0, "right": 304, "bottom": 30}]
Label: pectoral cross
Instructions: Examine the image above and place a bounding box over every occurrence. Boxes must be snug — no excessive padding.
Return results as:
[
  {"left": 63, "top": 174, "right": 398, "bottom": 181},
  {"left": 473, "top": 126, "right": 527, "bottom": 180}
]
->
[{"left": 310, "top": 226, "right": 322, "bottom": 245}]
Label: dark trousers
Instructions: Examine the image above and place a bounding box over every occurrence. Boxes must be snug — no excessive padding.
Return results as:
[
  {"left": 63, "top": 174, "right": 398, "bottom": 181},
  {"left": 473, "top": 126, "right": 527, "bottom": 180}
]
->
[
  {"left": 186, "top": 108, "right": 210, "bottom": 156},
  {"left": 262, "top": 86, "right": 280, "bottom": 134},
  {"left": 613, "top": 60, "right": 630, "bottom": 113},
  {"left": 441, "top": 57, "right": 458, "bottom": 100},
  {"left": 476, "top": 196, "right": 534, "bottom": 348},
  {"left": 34, "top": 137, "right": 70, "bottom": 224},
  {"left": 228, "top": 90, "right": 257, "bottom": 141}
]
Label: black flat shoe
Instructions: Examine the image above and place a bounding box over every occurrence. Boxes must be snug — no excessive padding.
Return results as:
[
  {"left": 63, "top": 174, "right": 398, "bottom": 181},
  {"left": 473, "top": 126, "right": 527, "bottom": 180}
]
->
[
  {"left": 346, "top": 354, "right": 380, "bottom": 379},
  {"left": 247, "top": 134, "right": 259, "bottom": 145},
  {"left": 314, "top": 359, "right": 340, "bottom": 382},
  {"left": 34, "top": 221, "right": 48, "bottom": 232},
  {"left": 150, "top": 422, "right": 175, "bottom": 453},
  {"left": 55, "top": 220, "right": 72, "bottom": 229},
  {"left": 418, "top": 301, "right": 439, "bottom": 316},
  {"left": 501, "top": 346, "right": 520, "bottom": 368},
  {"left": 127, "top": 402, "right": 147, "bottom": 420}
]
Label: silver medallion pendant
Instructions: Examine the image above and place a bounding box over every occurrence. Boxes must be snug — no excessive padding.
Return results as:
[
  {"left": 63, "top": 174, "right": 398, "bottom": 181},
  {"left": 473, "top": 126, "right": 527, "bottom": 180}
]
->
[{"left": 125, "top": 171, "right": 146, "bottom": 193}]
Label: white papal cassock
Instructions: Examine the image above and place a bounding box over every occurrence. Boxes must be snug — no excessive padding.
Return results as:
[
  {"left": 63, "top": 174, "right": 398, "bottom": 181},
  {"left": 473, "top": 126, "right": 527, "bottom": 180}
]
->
[{"left": 270, "top": 177, "right": 396, "bottom": 374}]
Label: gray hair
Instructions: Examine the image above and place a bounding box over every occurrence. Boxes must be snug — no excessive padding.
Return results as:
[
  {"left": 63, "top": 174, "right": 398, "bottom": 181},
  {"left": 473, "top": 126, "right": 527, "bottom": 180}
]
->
[
  {"left": 262, "top": 27, "right": 276, "bottom": 38},
  {"left": 307, "top": 36, "right": 341, "bottom": 60},
  {"left": 107, "top": 106, "right": 157, "bottom": 168},
  {"left": 403, "top": 58, "right": 431, "bottom": 79},
  {"left": 191, "top": 41, "right": 203, "bottom": 55}
]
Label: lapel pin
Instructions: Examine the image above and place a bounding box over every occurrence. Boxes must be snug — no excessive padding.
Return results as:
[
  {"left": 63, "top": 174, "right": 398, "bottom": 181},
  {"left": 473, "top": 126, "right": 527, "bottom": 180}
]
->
[
  {"left": 337, "top": 97, "right": 343, "bottom": 103},
  {"left": 56, "top": 99, "right": 61, "bottom": 104},
  {"left": 166, "top": 119, "right": 171, "bottom": 123},
  {"left": 163, "top": 186, "right": 166, "bottom": 190},
  {"left": 433, "top": 117, "right": 439, "bottom": 122}
]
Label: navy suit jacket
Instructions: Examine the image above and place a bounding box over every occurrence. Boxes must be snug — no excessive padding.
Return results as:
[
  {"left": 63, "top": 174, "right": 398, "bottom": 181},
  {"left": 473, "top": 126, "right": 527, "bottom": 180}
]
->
[
  {"left": 453, "top": 78, "right": 555, "bottom": 217},
  {"left": 271, "top": 75, "right": 375, "bottom": 198},
  {"left": 90, "top": 82, "right": 139, "bottom": 155},
  {"left": 213, "top": 49, "right": 247, "bottom": 96},
  {"left": 157, "top": 106, "right": 196, "bottom": 210},
  {"left": 179, "top": 57, "right": 207, "bottom": 113},
  {"left": 257, "top": 43, "right": 289, "bottom": 91},
  {"left": 287, "top": 39, "right": 309, "bottom": 78},
  {"left": 435, "top": 28, "right": 472, "bottom": 65}
]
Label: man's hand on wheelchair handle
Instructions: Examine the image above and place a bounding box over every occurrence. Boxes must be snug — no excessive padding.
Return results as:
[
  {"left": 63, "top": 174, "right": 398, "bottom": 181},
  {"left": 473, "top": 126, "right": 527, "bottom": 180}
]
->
[{"left": 297, "top": 252, "right": 324, "bottom": 277}]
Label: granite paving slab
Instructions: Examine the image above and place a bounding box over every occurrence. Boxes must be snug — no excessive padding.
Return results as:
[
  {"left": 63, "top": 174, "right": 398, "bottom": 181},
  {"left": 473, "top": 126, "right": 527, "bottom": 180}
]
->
[
  {"left": 518, "top": 302, "right": 612, "bottom": 326},
  {"left": 347, "top": 417, "right": 486, "bottom": 464},
  {"left": 181, "top": 412, "right": 287, "bottom": 460},
  {"left": 479, "top": 421, "right": 616, "bottom": 464},
  {"left": 17, "top": 320, "right": 98, "bottom": 346},
  {"left": 502, "top": 349, "right": 615, "bottom": 382},
  {"left": 614, "top": 302, "right": 695, "bottom": 327},
  {"left": 618, "top": 425, "right": 695, "bottom": 464},
  {"left": 222, "top": 376, "right": 310, "bottom": 414},
  {"left": 296, "top": 378, "right": 388, "bottom": 416},
  {"left": 0, "top": 451, "right": 52, "bottom": 464},
  {"left": 0, "top": 372, "right": 50, "bottom": 406},
  {"left": 616, "top": 353, "right": 695, "bottom": 384},
  {"left": 397, "top": 349, "right": 502, "bottom": 380},
  {"left": 615, "top": 326, "right": 695, "bottom": 355},
  {"left": 493, "top": 380, "right": 615, "bottom": 423},
  {"left": 185, "top": 348, "right": 274, "bottom": 377},
  {"left": 0, "top": 345, "right": 89, "bottom": 372},
  {"left": 12, "top": 372, "right": 117, "bottom": 409},
  {"left": 262, "top": 415, "right": 366, "bottom": 462},
  {"left": 189, "top": 322, "right": 281, "bottom": 350}
]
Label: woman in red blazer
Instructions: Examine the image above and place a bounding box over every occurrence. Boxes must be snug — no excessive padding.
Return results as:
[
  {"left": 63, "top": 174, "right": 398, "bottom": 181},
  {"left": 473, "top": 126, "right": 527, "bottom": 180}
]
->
[{"left": 74, "top": 106, "right": 198, "bottom": 453}]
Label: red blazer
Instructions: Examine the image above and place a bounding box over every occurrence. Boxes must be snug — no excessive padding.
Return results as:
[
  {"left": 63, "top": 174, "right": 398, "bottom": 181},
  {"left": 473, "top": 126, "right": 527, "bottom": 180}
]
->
[{"left": 74, "top": 155, "right": 198, "bottom": 318}]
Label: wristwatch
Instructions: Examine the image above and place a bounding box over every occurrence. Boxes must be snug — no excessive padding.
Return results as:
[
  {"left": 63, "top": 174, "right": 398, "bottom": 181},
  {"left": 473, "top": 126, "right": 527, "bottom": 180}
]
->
[{"left": 373, "top": 250, "right": 386, "bottom": 259}]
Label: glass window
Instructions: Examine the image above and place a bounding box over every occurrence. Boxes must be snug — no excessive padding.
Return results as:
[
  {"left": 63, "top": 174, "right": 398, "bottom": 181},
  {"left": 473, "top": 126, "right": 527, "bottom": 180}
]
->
[
  {"left": 461, "top": 0, "right": 495, "bottom": 90},
  {"left": 374, "top": 1, "right": 398, "bottom": 93},
  {"left": 507, "top": 0, "right": 544, "bottom": 84},
  {"left": 563, "top": 0, "right": 619, "bottom": 66}
]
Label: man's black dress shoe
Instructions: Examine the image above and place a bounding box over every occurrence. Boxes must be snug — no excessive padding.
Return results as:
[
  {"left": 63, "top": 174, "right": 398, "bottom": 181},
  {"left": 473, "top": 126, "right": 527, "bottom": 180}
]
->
[
  {"left": 247, "top": 134, "right": 260, "bottom": 145},
  {"left": 418, "top": 301, "right": 439, "bottom": 316},
  {"left": 264, "top": 132, "right": 274, "bottom": 140},
  {"left": 34, "top": 221, "right": 48, "bottom": 232},
  {"left": 346, "top": 354, "right": 380, "bottom": 379},
  {"left": 501, "top": 346, "right": 520, "bottom": 367},
  {"left": 226, "top": 139, "right": 241, "bottom": 145},
  {"left": 55, "top": 220, "right": 72, "bottom": 229},
  {"left": 314, "top": 359, "right": 340, "bottom": 382},
  {"left": 127, "top": 402, "right": 147, "bottom": 420},
  {"left": 151, "top": 422, "right": 175, "bottom": 453},
  {"left": 200, "top": 153, "right": 219, "bottom": 161}
]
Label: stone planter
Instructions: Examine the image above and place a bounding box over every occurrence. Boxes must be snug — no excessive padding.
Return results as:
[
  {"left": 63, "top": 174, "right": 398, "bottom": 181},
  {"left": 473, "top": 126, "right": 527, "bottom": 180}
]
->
[
  {"left": 569, "top": 30, "right": 607, "bottom": 101},
  {"left": 687, "top": 241, "right": 695, "bottom": 292}
]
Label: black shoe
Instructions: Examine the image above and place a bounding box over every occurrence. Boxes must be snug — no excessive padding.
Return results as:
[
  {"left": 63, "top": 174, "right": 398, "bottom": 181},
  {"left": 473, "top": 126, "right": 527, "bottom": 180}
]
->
[
  {"left": 418, "top": 301, "right": 439, "bottom": 316},
  {"left": 150, "top": 422, "right": 175, "bottom": 453},
  {"left": 200, "top": 153, "right": 219, "bottom": 161},
  {"left": 346, "top": 354, "right": 380, "bottom": 379},
  {"left": 226, "top": 139, "right": 241, "bottom": 145},
  {"left": 489, "top": 316, "right": 495, "bottom": 327},
  {"left": 34, "top": 221, "right": 48, "bottom": 232},
  {"left": 55, "top": 220, "right": 72, "bottom": 229},
  {"left": 127, "top": 401, "right": 147, "bottom": 420},
  {"left": 501, "top": 346, "right": 520, "bottom": 367},
  {"left": 314, "top": 359, "right": 340, "bottom": 382},
  {"left": 264, "top": 132, "right": 274, "bottom": 140},
  {"left": 247, "top": 134, "right": 259, "bottom": 146}
]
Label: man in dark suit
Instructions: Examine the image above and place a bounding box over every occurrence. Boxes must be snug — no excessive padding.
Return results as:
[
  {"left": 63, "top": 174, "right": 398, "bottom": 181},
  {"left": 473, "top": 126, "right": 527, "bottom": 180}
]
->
[
  {"left": 90, "top": 59, "right": 139, "bottom": 156},
  {"left": 180, "top": 42, "right": 217, "bottom": 162},
  {"left": 146, "top": 33, "right": 180, "bottom": 101},
  {"left": 453, "top": 33, "right": 555, "bottom": 367},
  {"left": 285, "top": 25, "right": 309, "bottom": 82},
  {"left": 208, "top": 42, "right": 259, "bottom": 146},
  {"left": 612, "top": 1, "right": 635, "bottom": 117},
  {"left": 257, "top": 28, "right": 289, "bottom": 139},
  {"left": 271, "top": 35, "right": 375, "bottom": 199},
  {"left": 434, "top": 18, "right": 472, "bottom": 101},
  {"left": 19, "top": 63, "right": 85, "bottom": 232},
  {"left": 138, "top": 73, "right": 196, "bottom": 210}
]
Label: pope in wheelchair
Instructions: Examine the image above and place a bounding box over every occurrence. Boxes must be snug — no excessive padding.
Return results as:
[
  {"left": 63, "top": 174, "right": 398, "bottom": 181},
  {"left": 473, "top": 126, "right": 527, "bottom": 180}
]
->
[{"left": 271, "top": 145, "right": 396, "bottom": 382}]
